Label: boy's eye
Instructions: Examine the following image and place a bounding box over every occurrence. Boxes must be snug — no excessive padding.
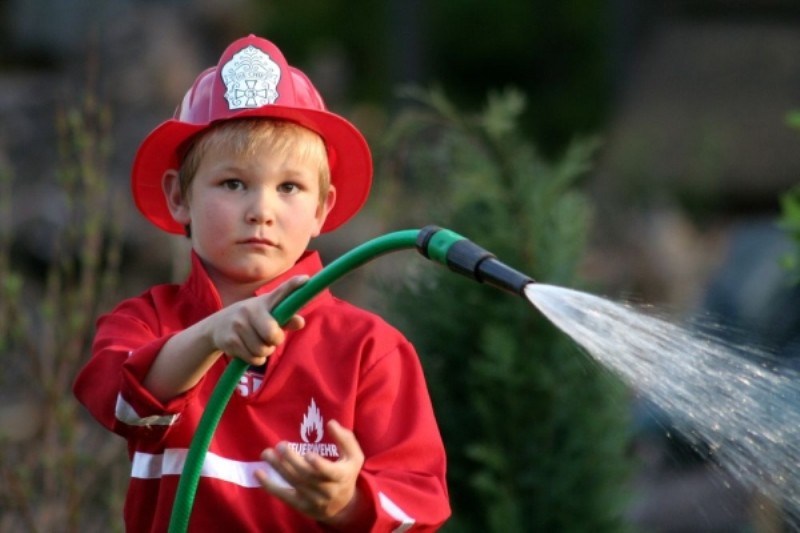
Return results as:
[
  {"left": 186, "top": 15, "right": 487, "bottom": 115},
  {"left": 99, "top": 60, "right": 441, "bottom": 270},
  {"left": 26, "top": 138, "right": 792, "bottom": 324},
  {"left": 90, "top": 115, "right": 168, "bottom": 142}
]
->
[
  {"left": 278, "top": 182, "right": 300, "bottom": 194},
  {"left": 221, "top": 179, "right": 244, "bottom": 191}
]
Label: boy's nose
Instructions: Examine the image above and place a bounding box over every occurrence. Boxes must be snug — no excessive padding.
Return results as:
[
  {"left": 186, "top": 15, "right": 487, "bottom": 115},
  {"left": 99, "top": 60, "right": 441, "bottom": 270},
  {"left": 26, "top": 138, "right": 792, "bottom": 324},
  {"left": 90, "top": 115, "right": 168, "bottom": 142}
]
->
[{"left": 246, "top": 190, "right": 276, "bottom": 225}]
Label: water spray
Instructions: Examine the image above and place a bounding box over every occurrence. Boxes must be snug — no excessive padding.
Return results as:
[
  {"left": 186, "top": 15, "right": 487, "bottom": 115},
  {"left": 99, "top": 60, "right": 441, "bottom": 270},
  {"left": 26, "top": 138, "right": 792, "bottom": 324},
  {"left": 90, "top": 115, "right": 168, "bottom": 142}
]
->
[{"left": 169, "top": 225, "right": 535, "bottom": 532}]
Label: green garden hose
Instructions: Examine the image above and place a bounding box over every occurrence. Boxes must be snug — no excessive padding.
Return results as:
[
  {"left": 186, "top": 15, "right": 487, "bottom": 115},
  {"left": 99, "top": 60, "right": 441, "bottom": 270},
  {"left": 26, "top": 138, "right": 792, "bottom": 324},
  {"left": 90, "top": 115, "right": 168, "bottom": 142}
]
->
[{"left": 169, "top": 226, "right": 534, "bottom": 532}]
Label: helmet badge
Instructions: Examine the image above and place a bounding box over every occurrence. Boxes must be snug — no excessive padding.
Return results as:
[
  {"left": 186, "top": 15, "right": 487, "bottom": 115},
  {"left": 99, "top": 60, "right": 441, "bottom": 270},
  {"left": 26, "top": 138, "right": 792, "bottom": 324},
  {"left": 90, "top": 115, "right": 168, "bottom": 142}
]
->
[{"left": 221, "top": 45, "right": 282, "bottom": 110}]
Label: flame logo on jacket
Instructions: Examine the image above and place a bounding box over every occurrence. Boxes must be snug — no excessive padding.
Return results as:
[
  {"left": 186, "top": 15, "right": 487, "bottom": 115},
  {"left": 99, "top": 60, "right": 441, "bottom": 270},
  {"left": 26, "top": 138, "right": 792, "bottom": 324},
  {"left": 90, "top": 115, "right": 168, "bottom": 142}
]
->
[{"left": 300, "top": 398, "right": 324, "bottom": 444}]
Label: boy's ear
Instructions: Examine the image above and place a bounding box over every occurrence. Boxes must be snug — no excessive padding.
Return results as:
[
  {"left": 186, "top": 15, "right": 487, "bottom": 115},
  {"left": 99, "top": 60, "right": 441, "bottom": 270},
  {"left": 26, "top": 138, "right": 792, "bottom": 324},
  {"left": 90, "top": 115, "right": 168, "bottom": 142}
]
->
[
  {"left": 163, "top": 170, "right": 191, "bottom": 226},
  {"left": 313, "top": 185, "right": 337, "bottom": 237}
]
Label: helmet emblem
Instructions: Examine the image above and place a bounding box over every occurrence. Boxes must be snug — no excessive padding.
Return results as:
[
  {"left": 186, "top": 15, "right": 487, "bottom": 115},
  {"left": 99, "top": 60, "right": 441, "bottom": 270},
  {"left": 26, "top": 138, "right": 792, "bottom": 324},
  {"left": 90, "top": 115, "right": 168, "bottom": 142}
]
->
[{"left": 221, "top": 45, "right": 281, "bottom": 109}]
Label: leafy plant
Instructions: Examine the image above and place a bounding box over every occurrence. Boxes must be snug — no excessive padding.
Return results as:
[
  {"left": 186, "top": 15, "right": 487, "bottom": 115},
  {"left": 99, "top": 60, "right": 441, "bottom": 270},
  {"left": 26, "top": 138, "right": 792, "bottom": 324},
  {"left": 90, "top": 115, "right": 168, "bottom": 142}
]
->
[
  {"left": 0, "top": 92, "right": 127, "bottom": 532},
  {"left": 376, "top": 88, "right": 632, "bottom": 531}
]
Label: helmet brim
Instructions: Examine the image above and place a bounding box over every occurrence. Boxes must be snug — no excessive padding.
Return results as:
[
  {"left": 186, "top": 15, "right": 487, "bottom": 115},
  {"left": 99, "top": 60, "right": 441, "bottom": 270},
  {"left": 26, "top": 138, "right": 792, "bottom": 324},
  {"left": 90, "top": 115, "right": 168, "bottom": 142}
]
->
[{"left": 132, "top": 105, "right": 372, "bottom": 235}]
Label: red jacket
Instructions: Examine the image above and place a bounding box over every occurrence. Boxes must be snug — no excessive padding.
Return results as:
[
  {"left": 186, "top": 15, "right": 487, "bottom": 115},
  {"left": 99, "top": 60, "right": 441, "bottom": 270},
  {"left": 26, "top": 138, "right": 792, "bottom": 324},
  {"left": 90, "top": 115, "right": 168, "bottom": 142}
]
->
[{"left": 74, "top": 251, "right": 450, "bottom": 532}]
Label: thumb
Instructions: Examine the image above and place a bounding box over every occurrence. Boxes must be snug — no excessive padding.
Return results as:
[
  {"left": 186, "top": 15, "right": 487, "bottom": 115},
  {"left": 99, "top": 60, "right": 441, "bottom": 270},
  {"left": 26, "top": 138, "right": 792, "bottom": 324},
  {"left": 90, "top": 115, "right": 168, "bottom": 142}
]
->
[
  {"left": 327, "top": 420, "right": 364, "bottom": 464},
  {"left": 284, "top": 314, "right": 306, "bottom": 332},
  {"left": 265, "top": 275, "right": 309, "bottom": 311}
]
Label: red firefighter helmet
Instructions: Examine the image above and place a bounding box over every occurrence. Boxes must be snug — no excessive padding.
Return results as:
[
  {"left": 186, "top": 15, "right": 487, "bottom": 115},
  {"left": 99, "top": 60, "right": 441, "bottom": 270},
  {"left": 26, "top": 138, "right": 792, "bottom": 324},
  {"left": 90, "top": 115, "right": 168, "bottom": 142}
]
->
[{"left": 131, "top": 34, "right": 372, "bottom": 235}]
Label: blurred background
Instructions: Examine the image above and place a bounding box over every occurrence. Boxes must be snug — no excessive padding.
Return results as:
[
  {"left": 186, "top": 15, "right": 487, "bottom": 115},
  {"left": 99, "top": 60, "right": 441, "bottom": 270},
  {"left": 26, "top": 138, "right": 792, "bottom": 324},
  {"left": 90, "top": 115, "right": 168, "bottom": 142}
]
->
[{"left": 2, "top": 0, "right": 800, "bottom": 531}]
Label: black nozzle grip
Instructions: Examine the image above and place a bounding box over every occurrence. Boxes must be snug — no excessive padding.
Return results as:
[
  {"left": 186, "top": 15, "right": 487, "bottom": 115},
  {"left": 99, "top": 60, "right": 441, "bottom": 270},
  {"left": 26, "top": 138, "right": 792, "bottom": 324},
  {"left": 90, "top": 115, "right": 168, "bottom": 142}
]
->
[
  {"left": 476, "top": 257, "right": 534, "bottom": 295},
  {"left": 416, "top": 225, "right": 534, "bottom": 296},
  {"left": 445, "top": 239, "right": 535, "bottom": 296},
  {"left": 445, "top": 239, "right": 494, "bottom": 279}
]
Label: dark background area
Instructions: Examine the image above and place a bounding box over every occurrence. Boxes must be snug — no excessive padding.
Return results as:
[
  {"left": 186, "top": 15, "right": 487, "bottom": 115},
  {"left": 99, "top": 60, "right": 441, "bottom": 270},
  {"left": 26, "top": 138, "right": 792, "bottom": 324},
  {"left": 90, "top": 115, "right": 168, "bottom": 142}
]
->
[{"left": 3, "top": 0, "right": 800, "bottom": 531}]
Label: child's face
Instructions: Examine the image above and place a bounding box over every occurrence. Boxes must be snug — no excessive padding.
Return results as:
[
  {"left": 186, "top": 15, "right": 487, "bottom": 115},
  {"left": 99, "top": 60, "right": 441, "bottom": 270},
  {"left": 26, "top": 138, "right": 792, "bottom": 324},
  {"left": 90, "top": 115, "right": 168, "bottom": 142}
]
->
[{"left": 173, "top": 140, "right": 334, "bottom": 297}]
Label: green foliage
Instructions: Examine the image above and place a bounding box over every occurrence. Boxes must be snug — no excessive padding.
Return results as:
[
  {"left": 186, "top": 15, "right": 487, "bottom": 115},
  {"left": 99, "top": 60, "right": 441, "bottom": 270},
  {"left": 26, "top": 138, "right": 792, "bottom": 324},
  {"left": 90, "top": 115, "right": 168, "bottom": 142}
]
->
[
  {"left": 786, "top": 110, "right": 800, "bottom": 131},
  {"left": 425, "top": 0, "right": 610, "bottom": 155},
  {"left": 780, "top": 111, "right": 800, "bottom": 281},
  {"left": 0, "top": 93, "right": 127, "bottom": 531},
  {"left": 253, "top": 0, "right": 610, "bottom": 155},
  {"left": 376, "top": 88, "right": 632, "bottom": 531},
  {"left": 256, "top": 0, "right": 390, "bottom": 102},
  {"left": 0, "top": 167, "right": 20, "bottom": 354}
]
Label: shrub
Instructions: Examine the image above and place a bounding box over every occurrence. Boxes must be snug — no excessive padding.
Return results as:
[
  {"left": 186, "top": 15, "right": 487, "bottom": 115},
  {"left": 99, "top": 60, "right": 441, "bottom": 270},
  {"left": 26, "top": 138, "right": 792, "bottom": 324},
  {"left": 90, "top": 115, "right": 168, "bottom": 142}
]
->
[{"left": 376, "top": 88, "right": 632, "bottom": 532}]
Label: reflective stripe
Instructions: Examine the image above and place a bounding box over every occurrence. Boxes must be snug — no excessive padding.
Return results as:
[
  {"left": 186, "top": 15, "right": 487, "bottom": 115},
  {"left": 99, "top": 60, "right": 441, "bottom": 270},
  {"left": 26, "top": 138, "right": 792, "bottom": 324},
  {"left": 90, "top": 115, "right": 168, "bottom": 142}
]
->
[
  {"left": 115, "top": 394, "right": 179, "bottom": 427},
  {"left": 132, "top": 451, "right": 415, "bottom": 530},
  {"left": 379, "top": 491, "right": 415, "bottom": 532},
  {"left": 130, "top": 449, "right": 291, "bottom": 489}
]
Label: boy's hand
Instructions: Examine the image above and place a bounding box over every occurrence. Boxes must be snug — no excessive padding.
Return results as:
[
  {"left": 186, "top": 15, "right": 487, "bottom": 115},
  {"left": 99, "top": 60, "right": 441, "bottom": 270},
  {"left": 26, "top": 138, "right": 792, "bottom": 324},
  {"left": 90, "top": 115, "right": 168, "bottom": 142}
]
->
[
  {"left": 255, "top": 420, "right": 367, "bottom": 525},
  {"left": 143, "top": 276, "right": 308, "bottom": 402},
  {"left": 208, "top": 275, "right": 307, "bottom": 366}
]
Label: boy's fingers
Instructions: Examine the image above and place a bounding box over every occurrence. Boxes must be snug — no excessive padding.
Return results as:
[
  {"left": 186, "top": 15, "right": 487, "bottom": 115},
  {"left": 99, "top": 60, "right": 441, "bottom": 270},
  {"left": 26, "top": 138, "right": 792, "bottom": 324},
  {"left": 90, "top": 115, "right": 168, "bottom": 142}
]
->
[
  {"left": 254, "top": 468, "right": 297, "bottom": 500},
  {"left": 254, "top": 469, "right": 321, "bottom": 517},
  {"left": 240, "top": 331, "right": 276, "bottom": 361},
  {"left": 263, "top": 446, "right": 328, "bottom": 501}
]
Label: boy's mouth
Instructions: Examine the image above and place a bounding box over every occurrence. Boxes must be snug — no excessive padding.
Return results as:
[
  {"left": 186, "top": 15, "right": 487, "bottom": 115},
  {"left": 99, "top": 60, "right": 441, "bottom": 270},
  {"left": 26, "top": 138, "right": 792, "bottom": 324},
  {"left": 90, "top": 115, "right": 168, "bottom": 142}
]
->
[{"left": 239, "top": 237, "right": 277, "bottom": 247}]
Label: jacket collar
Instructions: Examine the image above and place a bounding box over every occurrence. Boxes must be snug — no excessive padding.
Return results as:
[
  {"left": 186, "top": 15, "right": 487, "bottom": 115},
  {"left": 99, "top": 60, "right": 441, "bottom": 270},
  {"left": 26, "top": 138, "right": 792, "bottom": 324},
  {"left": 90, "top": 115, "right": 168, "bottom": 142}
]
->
[{"left": 180, "top": 250, "right": 331, "bottom": 318}]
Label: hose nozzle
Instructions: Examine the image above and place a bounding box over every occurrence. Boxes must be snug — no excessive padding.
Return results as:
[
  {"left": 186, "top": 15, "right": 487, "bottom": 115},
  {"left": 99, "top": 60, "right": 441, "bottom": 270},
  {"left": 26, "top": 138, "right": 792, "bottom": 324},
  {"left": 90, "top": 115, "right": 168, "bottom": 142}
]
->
[{"left": 416, "top": 225, "right": 535, "bottom": 296}]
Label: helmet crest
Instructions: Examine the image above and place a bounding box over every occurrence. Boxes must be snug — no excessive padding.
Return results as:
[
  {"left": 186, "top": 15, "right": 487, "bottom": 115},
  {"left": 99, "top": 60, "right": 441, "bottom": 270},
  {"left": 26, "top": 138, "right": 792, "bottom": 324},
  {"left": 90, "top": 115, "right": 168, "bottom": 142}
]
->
[{"left": 221, "top": 45, "right": 281, "bottom": 109}]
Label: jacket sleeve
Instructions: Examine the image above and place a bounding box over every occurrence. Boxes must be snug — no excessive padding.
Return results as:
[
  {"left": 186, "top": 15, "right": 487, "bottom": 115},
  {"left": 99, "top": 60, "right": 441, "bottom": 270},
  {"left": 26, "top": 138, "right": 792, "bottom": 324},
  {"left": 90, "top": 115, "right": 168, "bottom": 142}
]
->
[
  {"left": 345, "top": 338, "right": 451, "bottom": 532},
  {"left": 73, "top": 297, "right": 193, "bottom": 441}
]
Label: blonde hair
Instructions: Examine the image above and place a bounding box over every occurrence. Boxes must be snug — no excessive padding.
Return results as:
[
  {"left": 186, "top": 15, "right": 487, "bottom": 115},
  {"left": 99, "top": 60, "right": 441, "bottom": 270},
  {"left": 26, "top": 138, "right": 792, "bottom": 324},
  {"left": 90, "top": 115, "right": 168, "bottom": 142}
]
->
[{"left": 178, "top": 118, "right": 331, "bottom": 205}]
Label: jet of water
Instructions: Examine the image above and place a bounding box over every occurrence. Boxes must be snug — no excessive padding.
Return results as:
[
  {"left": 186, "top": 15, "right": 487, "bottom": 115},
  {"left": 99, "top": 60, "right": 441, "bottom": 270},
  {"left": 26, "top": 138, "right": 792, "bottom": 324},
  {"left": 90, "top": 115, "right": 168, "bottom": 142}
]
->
[{"left": 526, "top": 283, "right": 800, "bottom": 526}]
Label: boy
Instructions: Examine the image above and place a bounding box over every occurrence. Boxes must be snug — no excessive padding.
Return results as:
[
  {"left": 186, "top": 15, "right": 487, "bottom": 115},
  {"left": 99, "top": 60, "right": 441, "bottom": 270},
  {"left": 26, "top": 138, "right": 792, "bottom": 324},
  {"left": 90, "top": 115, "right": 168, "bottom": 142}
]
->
[{"left": 74, "top": 34, "right": 450, "bottom": 531}]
